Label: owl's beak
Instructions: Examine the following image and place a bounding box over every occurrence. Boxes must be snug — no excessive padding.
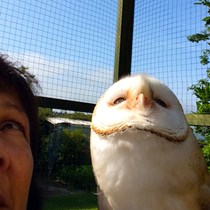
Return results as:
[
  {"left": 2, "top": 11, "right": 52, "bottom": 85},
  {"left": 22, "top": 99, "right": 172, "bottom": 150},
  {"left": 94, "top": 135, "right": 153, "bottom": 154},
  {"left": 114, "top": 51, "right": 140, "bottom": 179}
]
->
[
  {"left": 127, "top": 77, "right": 152, "bottom": 111},
  {"left": 139, "top": 93, "right": 149, "bottom": 107},
  {"left": 128, "top": 92, "right": 152, "bottom": 112}
]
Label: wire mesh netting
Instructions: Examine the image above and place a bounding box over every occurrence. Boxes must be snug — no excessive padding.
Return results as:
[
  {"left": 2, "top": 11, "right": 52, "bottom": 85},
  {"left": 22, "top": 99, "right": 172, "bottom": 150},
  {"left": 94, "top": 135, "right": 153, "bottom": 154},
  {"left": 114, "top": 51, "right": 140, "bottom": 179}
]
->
[
  {"left": 0, "top": 0, "right": 117, "bottom": 104},
  {"left": 132, "top": 0, "right": 208, "bottom": 114},
  {"left": 1, "top": 0, "right": 209, "bottom": 198},
  {"left": 0, "top": 0, "right": 209, "bottom": 113}
]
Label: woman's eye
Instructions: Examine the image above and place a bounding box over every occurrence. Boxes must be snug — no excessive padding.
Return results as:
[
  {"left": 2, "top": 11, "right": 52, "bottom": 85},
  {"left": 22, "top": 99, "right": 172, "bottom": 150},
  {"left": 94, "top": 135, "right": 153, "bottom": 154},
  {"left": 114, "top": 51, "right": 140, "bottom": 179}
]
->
[
  {"left": 113, "top": 97, "right": 126, "bottom": 105},
  {"left": 0, "top": 121, "right": 24, "bottom": 133},
  {"left": 154, "top": 98, "right": 167, "bottom": 108}
]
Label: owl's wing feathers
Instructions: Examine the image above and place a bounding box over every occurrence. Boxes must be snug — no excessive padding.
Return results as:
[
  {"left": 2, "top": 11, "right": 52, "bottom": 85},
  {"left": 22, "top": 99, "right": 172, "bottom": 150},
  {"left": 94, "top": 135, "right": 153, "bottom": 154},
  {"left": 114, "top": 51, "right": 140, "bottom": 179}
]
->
[{"left": 97, "top": 185, "right": 113, "bottom": 210}]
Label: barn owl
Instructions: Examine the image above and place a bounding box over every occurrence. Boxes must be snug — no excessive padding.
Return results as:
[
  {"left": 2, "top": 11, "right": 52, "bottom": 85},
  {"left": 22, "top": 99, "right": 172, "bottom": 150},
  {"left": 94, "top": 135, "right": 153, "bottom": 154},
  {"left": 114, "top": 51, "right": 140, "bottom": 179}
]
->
[{"left": 90, "top": 74, "right": 210, "bottom": 210}]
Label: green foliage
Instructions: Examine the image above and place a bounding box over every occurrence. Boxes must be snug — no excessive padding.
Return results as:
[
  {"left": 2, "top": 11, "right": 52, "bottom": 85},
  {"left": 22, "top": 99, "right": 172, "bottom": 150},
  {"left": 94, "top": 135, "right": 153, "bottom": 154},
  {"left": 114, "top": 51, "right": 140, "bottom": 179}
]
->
[
  {"left": 187, "top": 1, "right": 210, "bottom": 117},
  {"left": 39, "top": 108, "right": 55, "bottom": 120},
  {"left": 37, "top": 108, "right": 93, "bottom": 190},
  {"left": 58, "top": 166, "right": 76, "bottom": 186},
  {"left": 59, "top": 111, "right": 92, "bottom": 121},
  {"left": 203, "top": 140, "right": 210, "bottom": 169},
  {"left": 188, "top": 78, "right": 210, "bottom": 102},
  {"left": 45, "top": 129, "right": 95, "bottom": 190},
  {"left": 59, "top": 165, "right": 96, "bottom": 191},
  {"left": 38, "top": 108, "right": 55, "bottom": 138},
  {"left": 56, "top": 129, "right": 93, "bottom": 190},
  {"left": 187, "top": 0, "right": 210, "bottom": 168},
  {"left": 36, "top": 137, "right": 49, "bottom": 174},
  {"left": 187, "top": 31, "right": 210, "bottom": 43},
  {"left": 43, "top": 193, "right": 98, "bottom": 210},
  {"left": 18, "top": 65, "right": 39, "bottom": 87},
  {"left": 59, "top": 129, "right": 91, "bottom": 166},
  {"left": 194, "top": 0, "right": 210, "bottom": 8},
  {"left": 36, "top": 108, "right": 55, "bottom": 173},
  {"left": 74, "top": 165, "right": 96, "bottom": 191}
]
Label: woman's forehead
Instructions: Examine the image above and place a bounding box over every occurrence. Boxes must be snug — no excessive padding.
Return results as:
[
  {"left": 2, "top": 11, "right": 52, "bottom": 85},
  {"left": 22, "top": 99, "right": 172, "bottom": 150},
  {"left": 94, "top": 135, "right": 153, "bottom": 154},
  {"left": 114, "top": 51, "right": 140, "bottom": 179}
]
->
[{"left": 0, "top": 91, "right": 25, "bottom": 113}]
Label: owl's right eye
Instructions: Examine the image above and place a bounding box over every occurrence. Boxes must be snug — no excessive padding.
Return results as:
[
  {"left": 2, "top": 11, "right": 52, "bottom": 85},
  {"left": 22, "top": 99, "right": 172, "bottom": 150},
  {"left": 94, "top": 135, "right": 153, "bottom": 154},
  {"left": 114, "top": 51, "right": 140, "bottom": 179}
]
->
[{"left": 113, "top": 97, "right": 126, "bottom": 105}]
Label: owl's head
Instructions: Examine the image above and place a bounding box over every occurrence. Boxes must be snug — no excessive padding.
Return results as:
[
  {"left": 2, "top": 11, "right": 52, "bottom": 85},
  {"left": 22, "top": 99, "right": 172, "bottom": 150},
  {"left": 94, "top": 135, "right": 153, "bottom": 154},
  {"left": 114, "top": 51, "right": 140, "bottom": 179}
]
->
[{"left": 91, "top": 74, "right": 189, "bottom": 142}]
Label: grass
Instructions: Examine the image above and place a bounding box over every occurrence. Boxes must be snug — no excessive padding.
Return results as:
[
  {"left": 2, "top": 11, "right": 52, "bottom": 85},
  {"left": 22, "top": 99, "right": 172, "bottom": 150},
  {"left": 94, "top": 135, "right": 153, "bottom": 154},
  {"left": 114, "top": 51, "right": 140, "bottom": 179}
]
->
[{"left": 42, "top": 192, "right": 98, "bottom": 210}]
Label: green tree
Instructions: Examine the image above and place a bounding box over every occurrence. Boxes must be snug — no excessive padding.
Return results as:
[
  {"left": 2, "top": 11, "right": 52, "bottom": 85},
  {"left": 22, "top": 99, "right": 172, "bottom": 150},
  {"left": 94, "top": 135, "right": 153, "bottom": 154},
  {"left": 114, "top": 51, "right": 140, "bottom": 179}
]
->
[
  {"left": 187, "top": 0, "right": 210, "bottom": 168},
  {"left": 51, "top": 129, "right": 95, "bottom": 190},
  {"left": 59, "top": 111, "right": 92, "bottom": 121},
  {"left": 36, "top": 108, "right": 55, "bottom": 174},
  {"left": 59, "top": 129, "right": 91, "bottom": 167},
  {"left": 39, "top": 107, "right": 55, "bottom": 120}
]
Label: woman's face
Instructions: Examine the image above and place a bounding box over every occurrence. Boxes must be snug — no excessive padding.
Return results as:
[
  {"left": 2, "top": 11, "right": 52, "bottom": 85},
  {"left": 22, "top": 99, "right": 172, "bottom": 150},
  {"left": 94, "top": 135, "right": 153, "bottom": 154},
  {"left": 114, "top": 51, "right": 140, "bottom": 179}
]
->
[{"left": 0, "top": 92, "right": 33, "bottom": 210}]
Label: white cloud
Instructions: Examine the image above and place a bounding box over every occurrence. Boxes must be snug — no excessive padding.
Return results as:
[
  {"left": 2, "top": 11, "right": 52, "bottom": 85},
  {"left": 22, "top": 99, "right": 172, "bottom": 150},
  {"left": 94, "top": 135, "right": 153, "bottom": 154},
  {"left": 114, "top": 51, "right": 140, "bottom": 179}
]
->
[{"left": 5, "top": 51, "right": 113, "bottom": 104}]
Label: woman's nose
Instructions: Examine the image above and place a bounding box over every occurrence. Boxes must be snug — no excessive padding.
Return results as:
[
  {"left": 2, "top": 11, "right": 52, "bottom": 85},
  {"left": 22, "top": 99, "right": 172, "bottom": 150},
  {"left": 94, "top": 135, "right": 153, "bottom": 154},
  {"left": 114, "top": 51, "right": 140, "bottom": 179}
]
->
[{"left": 0, "top": 139, "right": 10, "bottom": 171}]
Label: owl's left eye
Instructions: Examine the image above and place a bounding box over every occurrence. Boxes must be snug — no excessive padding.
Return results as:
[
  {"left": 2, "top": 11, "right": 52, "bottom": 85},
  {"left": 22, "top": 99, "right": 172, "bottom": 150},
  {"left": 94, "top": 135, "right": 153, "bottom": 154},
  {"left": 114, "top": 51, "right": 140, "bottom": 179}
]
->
[
  {"left": 113, "top": 97, "right": 126, "bottom": 105},
  {"left": 154, "top": 98, "right": 167, "bottom": 108}
]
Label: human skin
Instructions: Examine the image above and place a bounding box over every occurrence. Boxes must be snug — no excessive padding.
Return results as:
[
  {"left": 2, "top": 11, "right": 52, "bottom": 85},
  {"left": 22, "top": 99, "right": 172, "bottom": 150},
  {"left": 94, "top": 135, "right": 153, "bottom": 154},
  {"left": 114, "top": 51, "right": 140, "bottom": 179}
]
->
[{"left": 0, "top": 92, "right": 33, "bottom": 210}]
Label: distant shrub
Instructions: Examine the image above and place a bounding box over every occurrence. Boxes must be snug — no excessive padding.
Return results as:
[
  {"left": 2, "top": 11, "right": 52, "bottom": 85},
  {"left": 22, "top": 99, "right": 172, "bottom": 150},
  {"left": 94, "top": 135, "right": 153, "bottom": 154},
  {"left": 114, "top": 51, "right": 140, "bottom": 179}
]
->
[
  {"left": 59, "top": 165, "right": 96, "bottom": 191},
  {"left": 59, "top": 129, "right": 91, "bottom": 166},
  {"left": 202, "top": 139, "right": 210, "bottom": 171}
]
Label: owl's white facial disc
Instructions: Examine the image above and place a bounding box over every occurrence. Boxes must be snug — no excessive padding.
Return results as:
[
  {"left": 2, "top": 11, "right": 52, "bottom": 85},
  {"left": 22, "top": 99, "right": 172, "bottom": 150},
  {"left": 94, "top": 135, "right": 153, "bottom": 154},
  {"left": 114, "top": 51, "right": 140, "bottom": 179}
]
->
[{"left": 91, "top": 74, "right": 189, "bottom": 142}]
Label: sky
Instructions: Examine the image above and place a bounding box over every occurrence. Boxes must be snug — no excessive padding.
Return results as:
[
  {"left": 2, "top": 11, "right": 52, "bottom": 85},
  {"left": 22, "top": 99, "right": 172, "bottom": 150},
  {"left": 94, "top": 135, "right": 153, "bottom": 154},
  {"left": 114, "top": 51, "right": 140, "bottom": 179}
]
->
[
  {"left": 132, "top": 0, "right": 208, "bottom": 113},
  {"left": 0, "top": 0, "right": 208, "bottom": 113},
  {"left": 0, "top": 0, "right": 118, "bottom": 102}
]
